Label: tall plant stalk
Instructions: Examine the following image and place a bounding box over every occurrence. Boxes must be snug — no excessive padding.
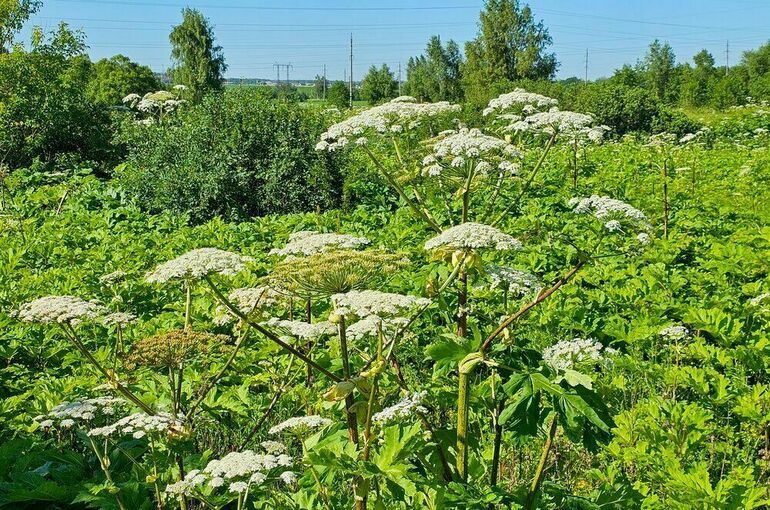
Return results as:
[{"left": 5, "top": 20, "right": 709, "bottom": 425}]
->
[{"left": 525, "top": 416, "right": 558, "bottom": 510}]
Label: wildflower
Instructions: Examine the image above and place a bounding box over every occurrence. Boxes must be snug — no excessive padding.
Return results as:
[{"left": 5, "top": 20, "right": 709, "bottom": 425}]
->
[
  {"left": 35, "top": 397, "right": 125, "bottom": 430},
  {"left": 269, "top": 415, "right": 332, "bottom": 436},
  {"left": 346, "top": 315, "right": 410, "bottom": 341},
  {"left": 637, "top": 232, "right": 651, "bottom": 245},
  {"left": 424, "top": 223, "right": 522, "bottom": 252},
  {"left": 260, "top": 440, "right": 287, "bottom": 454},
  {"left": 318, "top": 98, "right": 461, "bottom": 151},
  {"left": 213, "top": 286, "right": 286, "bottom": 325},
  {"left": 659, "top": 325, "right": 690, "bottom": 340},
  {"left": 507, "top": 108, "right": 594, "bottom": 136},
  {"left": 266, "top": 318, "right": 337, "bottom": 340},
  {"left": 604, "top": 220, "right": 623, "bottom": 232},
  {"left": 269, "top": 231, "right": 370, "bottom": 257},
  {"left": 122, "top": 93, "right": 141, "bottom": 105},
  {"left": 125, "top": 329, "right": 228, "bottom": 370},
  {"left": 103, "top": 312, "right": 137, "bottom": 327},
  {"left": 17, "top": 296, "right": 108, "bottom": 326},
  {"left": 569, "top": 195, "right": 649, "bottom": 228},
  {"left": 372, "top": 391, "right": 428, "bottom": 424},
  {"left": 422, "top": 128, "right": 521, "bottom": 178},
  {"left": 92, "top": 412, "right": 183, "bottom": 439},
  {"left": 483, "top": 89, "right": 559, "bottom": 116},
  {"left": 279, "top": 471, "right": 298, "bottom": 485},
  {"left": 145, "top": 248, "right": 253, "bottom": 283},
  {"left": 229, "top": 481, "right": 249, "bottom": 493},
  {"left": 484, "top": 265, "right": 542, "bottom": 297},
  {"left": 331, "top": 290, "right": 429, "bottom": 319},
  {"left": 543, "top": 337, "right": 609, "bottom": 371},
  {"left": 172, "top": 84, "right": 187, "bottom": 91},
  {"left": 99, "top": 270, "right": 127, "bottom": 285}
]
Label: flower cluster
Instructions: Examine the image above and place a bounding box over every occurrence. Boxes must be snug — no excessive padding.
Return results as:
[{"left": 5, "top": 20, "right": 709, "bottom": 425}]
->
[
  {"left": 484, "top": 265, "right": 542, "bottom": 297},
  {"left": 346, "top": 314, "right": 410, "bottom": 341},
  {"left": 424, "top": 223, "right": 522, "bottom": 252},
  {"left": 543, "top": 337, "right": 612, "bottom": 371},
  {"left": 214, "top": 286, "right": 285, "bottom": 325},
  {"left": 34, "top": 397, "right": 124, "bottom": 430},
  {"left": 372, "top": 391, "right": 428, "bottom": 424},
  {"left": 17, "top": 295, "right": 108, "bottom": 326},
  {"left": 659, "top": 325, "right": 691, "bottom": 340},
  {"left": 103, "top": 312, "right": 137, "bottom": 327},
  {"left": 145, "top": 248, "right": 253, "bottom": 283},
  {"left": 266, "top": 318, "right": 337, "bottom": 340},
  {"left": 165, "top": 448, "right": 294, "bottom": 497},
  {"left": 331, "top": 290, "right": 430, "bottom": 319},
  {"left": 123, "top": 90, "right": 186, "bottom": 117},
  {"left": 124, "top": 329, "right": 229, "bottom": 370},
  {"left": 268, "top": 415, "right": 332, "bottom": 436},
  {"left": 483, "top": 89, "right": 559, "bottom": 116},
  {"left": 99, "top": 270, "right": 127, "bottom": 285},
  {"left": 507, "top": 108, "right": 594, "bottom": 136},
  {"left": 87, "top": 412, "right": 183, "bottom": 439},
  {"left": 569, "top": 195, "right": 650, "bottom": 232},
  {"left": 316, "top": 98, "right": 461, "bottom": 151},
  {"left": 421, "top": 128, "right": 521, "bottom": 178},
  {"left": 270, "top": 231, "right": 370, "bottom": 257}
]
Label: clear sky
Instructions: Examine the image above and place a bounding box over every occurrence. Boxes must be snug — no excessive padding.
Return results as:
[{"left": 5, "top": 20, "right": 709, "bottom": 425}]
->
[{"left": 20, "top": 0, "right": 770, "bottom": 81}]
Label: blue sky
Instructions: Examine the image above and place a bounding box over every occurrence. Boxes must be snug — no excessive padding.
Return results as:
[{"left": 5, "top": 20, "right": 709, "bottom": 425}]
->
[{"left": 21, "top": 0, "right": 770, "bottom": 81}]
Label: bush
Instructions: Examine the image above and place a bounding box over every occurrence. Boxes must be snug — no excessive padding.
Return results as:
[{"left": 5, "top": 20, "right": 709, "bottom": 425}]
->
[
  {"left": 115, "top": 88, "right": 347, "bottom": 223},
  {"left": 86, "top": 54, "right": 160, "bottom": 106},
  {"left": 573, "top": 82, "right": 661, "bottom": 135}
]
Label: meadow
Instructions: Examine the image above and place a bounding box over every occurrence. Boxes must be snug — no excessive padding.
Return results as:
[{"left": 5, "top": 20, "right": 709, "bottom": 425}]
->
[{"left": 1, "top": 91, "right": 770, "bottom": 510}]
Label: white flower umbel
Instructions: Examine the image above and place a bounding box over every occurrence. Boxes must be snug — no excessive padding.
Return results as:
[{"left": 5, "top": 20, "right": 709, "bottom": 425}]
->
[
  {"left": 266, "top": 318, "right": 337, "bottom": 340},
  {"left": 269, "top": 415, "right": 332, "bottom": 436},
  {"left": 103, "top": 312, "right": 137, "bottom": 327},
  {"left": 659, "top": 325, "right": 691, "bottom": 340},
  {"left": 270, "top": 231, "right": 370, "bottom": 257},
  {"left": 483, "top": 88, "right": 559, "bottom": 116},
  {"left": 331, "top": 290, "right": 430, "bottom": 319},
  {"left": 88, "top": 412, "right": 183, "bottom": 439},
  {"left": 484, "top": 265, "right": 542, "bottom": 298},
  {"left": 507, "top": 108, "right": 593, "bottom": 136},
  {"left": 569, "top": 195, "right": 649, "bottom": 231},
  {"left": 35, "top": 397, "right": 124, "bottom": 429},
  {"left": 166, "top": 450, "right": 292, "bottom": 498},
  {"left": 214, "top": 286, "right": 285, "bottom": 325},
  {"left": 145, "top": 248, "right": 253, "bottom": 283},
  {"left": 424, "top": 223, "right": 522, "bottom": 252},
  {"left": 260, "top": 440, "right": 287, "bottom": 454},
  {"left": 122, "top": 93, "right": 141, "bottom": 106},
  {"left": 422, "top": 128, "right": 521, "bottom": 178},
  {"left": 543, "top": 337, "right": 609, "bottom": 371},
  {"left": 317, "top": 98, "right": 461, "bottom": 151},
  {"left": 17, "top": 296, "right": 108, "bottom": 326},
  {"left": 372, "top": 391, "right": 428, "bottom": 424},
  {"left": 99, "top": 270, "right": 127, "bottom": 285},
  {"left": 346, "top": 315, "right": 410, "bottom": 341}
]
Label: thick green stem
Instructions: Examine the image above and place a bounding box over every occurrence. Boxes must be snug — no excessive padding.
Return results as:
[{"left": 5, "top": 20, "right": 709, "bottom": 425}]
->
[
  {"left": 662, "top": 158, "right": 669, "bottom": 239},
  {"left": 456, "top": 370, "right": 471, "bottom": 480},
  {"left": 205, "top": 276, "right": 341, "bottom": 382},
  {"left": 184, "top": 281, "right": 192, "bottom": 331},
  {"left": 525, "top": 416, "right": 558, "bottom": 510}
]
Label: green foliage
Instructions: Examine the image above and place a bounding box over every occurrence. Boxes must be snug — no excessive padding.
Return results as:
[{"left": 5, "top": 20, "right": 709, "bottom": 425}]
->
[
  {"left": 327, "top": 80, "right": 351, "bottom": 109},
  {"left": 463, "top": 0, "right": 557, "bottom": 105},
  {"left": 86, "top": 55, "right": 160, "bottom": 106},
  {"left": 0, "top": 0, "right": 40, "bottom": 52},
  {"left": 168, "top": 8, "right": 227, "bottom": 102},
  {"left": 0, "top": 23, "right": 113, "bottom": 170},
  {"left": 359, "top": 64, "right": 397, "bottom": 105},
  {"left": 115, "top": 87, "right": 346, "bottom": 223},
  {"left": 404, "top": 36, "right": 463, "bottom": 102}
]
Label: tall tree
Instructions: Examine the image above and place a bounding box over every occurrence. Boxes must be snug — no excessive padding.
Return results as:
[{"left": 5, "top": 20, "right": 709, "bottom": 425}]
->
[
  {"left": 87, "top": 55, "right": 160, "bottom": 105},
  {"left": 168, "top": 8, "right": 226, "bottom": 101},
  {"left": 313, "top": 74, "right": 328, "bottom": 100},
  {"left": 644, "top": 39, "right": 677, "bottom": 103},
  {"left": 404, "top": 35, "right": 463, "bottom": 101},
  {"left": 462, "top": 0, "right": 556, "bottom": 103},
  {"left": 359, "top": 64, "right": 396, "bottom": 105},
  {"left": 0, "top": 0, "right": 40, "bottom": 52}
]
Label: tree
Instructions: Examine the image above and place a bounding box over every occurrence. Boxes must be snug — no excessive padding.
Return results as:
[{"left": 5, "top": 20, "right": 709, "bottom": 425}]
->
[
  {"left": 359, "top": 64, "right": 396, "bottom": 105},
  {"left": 313, "top": 74, "right": 329, "bottom": 100},
  {"left": 462, "top": 0, "right": 557, "bottom": 104},
  {"left": 404, "top": 35, "right": 463, "bottom": 101},
  {"left": 680, "top": 49, "right": 716, "bottom": 106},
  {"left": 168, "top": 8, "right": 226, "bottom": 102},
  {"left": 743, "top": 42, "right": 770, "bottom": 100},
  {"left": 0, "top": 0, "right": 40, "bottom": 52},
  {"left": 643, "top": 39, "right": 677, "bottom": 103},
  {"left": 327, "top": 81, "right": 350, "bottom": 109},
  {"left": 87, "top": 55, "right": 160, "bottom": 105}
]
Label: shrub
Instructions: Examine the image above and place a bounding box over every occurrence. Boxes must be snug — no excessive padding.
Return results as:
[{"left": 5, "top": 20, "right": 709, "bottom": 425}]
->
[
  {"left": 573, "top": 82, "right": 661, "bottom": 135},
  {"left": 115, "top": 88, "right": 347, "bottom": 223}
]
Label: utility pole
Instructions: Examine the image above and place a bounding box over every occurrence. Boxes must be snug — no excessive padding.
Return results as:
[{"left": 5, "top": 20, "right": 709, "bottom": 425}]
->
[
  {"left": 273, "top": 63, "right": 280, "bottom": 84},
  {"left": 726, "top": 40, "right": 730, "bottom": 75},
  {"left": 349, "top": 33, "right": 354, "bottom": 107},
  {"left": 398, "top": 62, "right": 402, "bottom": 95},
  {"left": 584, "top": 48, "right": 589, "bottom": 83},
  {"left": 323, "top": 64, "right": 327, "bottom": 100}
]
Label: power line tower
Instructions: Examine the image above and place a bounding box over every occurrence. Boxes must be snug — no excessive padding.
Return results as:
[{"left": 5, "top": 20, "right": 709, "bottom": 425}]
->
[
  {"left": 273, "top": 63, "right": 281, "bottom": 83},
  {"left": 286, "top": 63, "right": 293, "bottom": 83},
  {"left": 323, "top": 64, "right": 327, "bottom": 100},
  {"left": 349, "top": 33, "right": 354, "bottom": 108}
]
